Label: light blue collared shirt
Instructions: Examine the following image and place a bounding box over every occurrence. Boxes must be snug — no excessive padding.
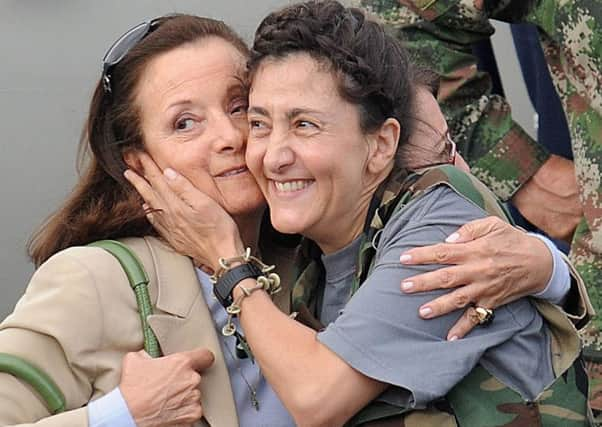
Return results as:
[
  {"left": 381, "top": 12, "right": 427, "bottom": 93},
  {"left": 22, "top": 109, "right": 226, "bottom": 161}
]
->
[
  {"left": 87, "top": 387, "right": 135, "bottom": 427},
  {"left": 87, "top": 271, "right": 294, "bottom": 427}
]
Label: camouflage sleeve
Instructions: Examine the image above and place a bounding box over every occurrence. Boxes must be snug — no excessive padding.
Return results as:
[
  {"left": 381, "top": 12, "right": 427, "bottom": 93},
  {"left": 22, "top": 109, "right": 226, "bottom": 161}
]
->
[
  {"left": 524, "top": 0, "right": 602, "bottom": 340},
  {"left": 561, "top": 252, "right": 595, "bottom": 330},
  {"left": 359, "top": 0, "right": 550, "bottom": 200}
]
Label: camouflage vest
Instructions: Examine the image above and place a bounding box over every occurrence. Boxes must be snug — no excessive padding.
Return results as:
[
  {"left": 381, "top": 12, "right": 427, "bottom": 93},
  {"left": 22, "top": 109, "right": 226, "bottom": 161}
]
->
[{"left": 290, "top": 165, "right": 589, "bottom": 427}]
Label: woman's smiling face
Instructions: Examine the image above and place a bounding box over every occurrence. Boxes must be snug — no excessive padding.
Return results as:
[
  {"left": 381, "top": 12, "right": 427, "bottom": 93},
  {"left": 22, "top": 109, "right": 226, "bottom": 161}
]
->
[
  {"left": 135, "top": 36, "right": 265, "bottom": 218},
  {"left": 246, "top": 53, "right": 382, "bottom": 253}
]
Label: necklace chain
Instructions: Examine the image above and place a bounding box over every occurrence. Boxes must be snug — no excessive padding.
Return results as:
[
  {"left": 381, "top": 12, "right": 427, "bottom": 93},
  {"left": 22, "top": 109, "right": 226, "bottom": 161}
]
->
[{"left": 223, "top": 331, "right": 261, "bottom": 411}]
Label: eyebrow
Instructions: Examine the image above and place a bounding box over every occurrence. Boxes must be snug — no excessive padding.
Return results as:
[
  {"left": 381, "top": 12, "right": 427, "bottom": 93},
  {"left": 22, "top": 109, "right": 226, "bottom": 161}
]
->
[
  {"left": 248, "top": 106, "right": 270, "bottom": 116},
  {"left": 225, "top": 78, "right": 247, "bottom": 99},
  {"left": 247, "top": 106, "right": 324, "bottom": 120},
  {"left": 164, "top": 99, "right": 195, "bottom": 115}
]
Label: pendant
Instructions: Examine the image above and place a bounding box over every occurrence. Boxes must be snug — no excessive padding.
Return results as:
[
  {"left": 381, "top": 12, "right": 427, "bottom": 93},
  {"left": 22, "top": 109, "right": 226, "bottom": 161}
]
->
[{"left": 251, "top": 390, "right": 260, "bottom": 411}]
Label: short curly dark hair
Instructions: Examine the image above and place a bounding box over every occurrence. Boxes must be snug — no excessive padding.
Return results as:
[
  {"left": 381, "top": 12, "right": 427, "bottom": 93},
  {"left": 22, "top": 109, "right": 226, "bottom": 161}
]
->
[{"left": 248, "top": 0, "right": 437, "bottom": 156}]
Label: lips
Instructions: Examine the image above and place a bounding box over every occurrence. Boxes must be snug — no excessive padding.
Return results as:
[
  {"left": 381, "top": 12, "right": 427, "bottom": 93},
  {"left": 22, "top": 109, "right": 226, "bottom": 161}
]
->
[{"left": 215, "top": 165, "right": 248, "bottom": 178}]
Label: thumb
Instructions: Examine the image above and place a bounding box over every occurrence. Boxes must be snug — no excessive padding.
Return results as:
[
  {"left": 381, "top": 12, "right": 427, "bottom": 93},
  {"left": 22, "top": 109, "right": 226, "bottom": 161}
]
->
[
  {"left": 182, "top": 348, "right": 215, "bottom": 372},
  {"left": 445, "top": 216, "right": 502, "bottom": 244}
]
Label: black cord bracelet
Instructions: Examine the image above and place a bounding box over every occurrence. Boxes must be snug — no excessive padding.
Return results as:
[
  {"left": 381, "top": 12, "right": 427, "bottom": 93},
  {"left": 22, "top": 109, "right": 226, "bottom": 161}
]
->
[{"left": 214, "top": 263, "right": 263, "bottom": 308}]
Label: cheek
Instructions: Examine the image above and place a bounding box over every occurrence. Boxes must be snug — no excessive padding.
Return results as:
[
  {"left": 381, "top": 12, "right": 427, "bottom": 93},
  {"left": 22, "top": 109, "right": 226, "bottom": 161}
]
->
[
  {"left": 149, "top": 143, "right": 218, "bottom": 193},
  {"left": 245, "top": 142, "right": 266, "bottom": 180}
]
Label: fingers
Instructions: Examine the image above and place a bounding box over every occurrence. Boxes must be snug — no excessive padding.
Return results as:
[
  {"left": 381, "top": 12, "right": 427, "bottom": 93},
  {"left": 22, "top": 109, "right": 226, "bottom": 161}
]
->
[
  {"left": 137, "top": 153, "right": 178, "bottom": 203},
  {"left": 171, "top": 403, "right": 203, "bottom": 426},
  {"left": 417, "top": 286, "right": 477, "bottom": 319},
  {"left": 162, "top": 167, "right": 212, "bottom": 208},
  {"left": 446, "top": 309, "right": 478, "bottom": 341},
  {"left": 182, "top": 348, "right": 215, "bottom": 372},
  {"left": 399, "top": 217, "right": 507, "bottom": 265},
  {"left": 445, "top": 216, "right": 505, "bottom": 244},
  {"left": 128, "top": 153, "right": 211, "bottom": 212},
  {"left": 124, "top": 169, "right": 158, "bottom": 207},
  {"left": 401, "top": 265, "right": 474, "bottom": 293},
  {"left": 400, "top": 242, "right": 468, "bottom": 266}
]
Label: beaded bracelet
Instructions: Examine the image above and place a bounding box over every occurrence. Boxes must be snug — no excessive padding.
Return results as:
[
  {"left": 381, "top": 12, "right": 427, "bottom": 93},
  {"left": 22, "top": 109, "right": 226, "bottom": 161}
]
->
[
  {"left": 209, "top": 248, "right": 276, "bottom": 284},
  {"left": 222, "top": 271, "right": 281, "bottom": 337},
  {"left": 210, "top": 248, "right": 282, "bottom": 338}
]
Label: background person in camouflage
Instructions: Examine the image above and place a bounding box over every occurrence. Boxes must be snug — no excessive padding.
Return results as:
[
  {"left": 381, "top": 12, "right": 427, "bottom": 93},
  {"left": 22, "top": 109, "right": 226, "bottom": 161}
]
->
[{"left": 359, "top": 0, "right": 602, "bottom": 413}]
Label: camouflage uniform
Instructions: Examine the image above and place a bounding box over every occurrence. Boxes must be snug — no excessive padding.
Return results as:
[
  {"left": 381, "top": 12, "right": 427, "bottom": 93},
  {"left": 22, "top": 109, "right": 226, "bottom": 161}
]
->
[
  {"left": 359, "top": 0, "right": 602, "bottom": 413},
  {"left": 291, "top": 165, "right": 590, "bottom": 426}
]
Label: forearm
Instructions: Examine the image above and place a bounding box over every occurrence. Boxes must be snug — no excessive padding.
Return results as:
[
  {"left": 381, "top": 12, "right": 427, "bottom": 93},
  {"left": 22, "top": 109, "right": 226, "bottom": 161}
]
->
[{"left": 235, "top": 283, "right": 383, "bottom": 426}]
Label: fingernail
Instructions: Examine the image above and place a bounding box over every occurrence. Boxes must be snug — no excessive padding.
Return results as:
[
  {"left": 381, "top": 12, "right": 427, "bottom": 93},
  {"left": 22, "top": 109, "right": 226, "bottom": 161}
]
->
[
  {"left": 401, "top": 281, "right": 414, "bottom": 291},
  {"left": 164, "top": 168, "right": 178, "bottom": 180},
  {"left": 400, "top": 254, "right": 412, "bottom": 263},
  {"left": 449, "top": 335, "right": 458, "bottom": 341},
  {"left": 419, "top": 306, "right": 432, "bottom": 318},
  {"left": 445, "top": 232, "right": 460, "bottom": 243},
  {"left": 123, "top": 169, "right": 131, "bottom": 179}
]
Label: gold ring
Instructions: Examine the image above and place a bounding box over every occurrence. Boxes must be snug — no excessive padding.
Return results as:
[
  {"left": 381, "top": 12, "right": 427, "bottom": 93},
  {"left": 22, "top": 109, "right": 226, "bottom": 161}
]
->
[{"left": 467, "top": 305, "right": 494, "bottom": 326}]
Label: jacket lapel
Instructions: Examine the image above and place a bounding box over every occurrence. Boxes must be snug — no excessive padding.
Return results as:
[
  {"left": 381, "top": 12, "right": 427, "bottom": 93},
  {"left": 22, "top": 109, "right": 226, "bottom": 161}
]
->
[{"left": 142, "top": 237, "right": 239, "bottom": 427}]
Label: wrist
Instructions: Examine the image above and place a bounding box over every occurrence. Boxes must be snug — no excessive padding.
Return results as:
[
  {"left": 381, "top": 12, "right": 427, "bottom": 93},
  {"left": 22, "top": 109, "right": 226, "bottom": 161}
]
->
[
  {"left": 527, "top": 233, "right": 554, "bottom": 294},
  {"left": 211, "top": 240, "right": 245, "bottom": 271},
  {"left": 213, "top": 262, "right": 263, "bottom": 308},
  {"left": 529, "top": 233, "right": 570, "bottom": 304}
]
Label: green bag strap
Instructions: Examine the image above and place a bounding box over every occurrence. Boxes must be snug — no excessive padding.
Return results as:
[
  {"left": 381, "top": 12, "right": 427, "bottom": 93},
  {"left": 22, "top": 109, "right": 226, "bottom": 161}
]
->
[
  {"left": 0, "top": 353, "right": 65, "bottom": 414},
  {"left": 0, "top": 239, "right": 161, "bottom": 416},
  {"left": 89, "top": 240, "right": 162, "bottom": 358}
]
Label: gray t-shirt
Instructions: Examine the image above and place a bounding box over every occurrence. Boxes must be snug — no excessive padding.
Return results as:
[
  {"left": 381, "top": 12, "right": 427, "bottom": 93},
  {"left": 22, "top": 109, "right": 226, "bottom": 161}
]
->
[{"left": 317, "top": 185, "right": 554, "bottom": 409}]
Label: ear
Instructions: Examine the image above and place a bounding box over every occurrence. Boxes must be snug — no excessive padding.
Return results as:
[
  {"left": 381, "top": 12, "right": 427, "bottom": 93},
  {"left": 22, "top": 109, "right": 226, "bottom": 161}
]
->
[
  {"left": 366, "top": 118, "right": 400, "bottom": 175},
  {"left": 123, "top": 149, "right": 143, "bottom": 173}
]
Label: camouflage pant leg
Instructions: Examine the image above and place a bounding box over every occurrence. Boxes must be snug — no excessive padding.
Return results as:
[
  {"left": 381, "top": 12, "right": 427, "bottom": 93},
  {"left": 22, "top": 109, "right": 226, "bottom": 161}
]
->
[
  {"left": 584, "top": 360, "right": 602, "bottom": 426},
  {"left": 581, "top": 325, "right": 602, "bottom": 427}
]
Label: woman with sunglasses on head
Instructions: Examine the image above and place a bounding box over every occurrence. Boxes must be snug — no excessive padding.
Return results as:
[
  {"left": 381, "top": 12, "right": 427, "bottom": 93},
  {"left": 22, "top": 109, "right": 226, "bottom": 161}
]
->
[
  {"left": 0, "top": 15, "right": 300, "bottom": 427},
  {"left": 127, "top": 2, "right": 591, "bottom": 426},
  {"left": 0, "top": 9, "right": 589, "bottom": 427}
]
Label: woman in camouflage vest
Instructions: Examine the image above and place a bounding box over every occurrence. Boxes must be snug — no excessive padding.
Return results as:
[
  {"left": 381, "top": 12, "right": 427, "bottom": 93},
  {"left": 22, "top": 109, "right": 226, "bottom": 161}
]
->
[{"left": 127, "top": 2, "right": 591, "bottom": 425}]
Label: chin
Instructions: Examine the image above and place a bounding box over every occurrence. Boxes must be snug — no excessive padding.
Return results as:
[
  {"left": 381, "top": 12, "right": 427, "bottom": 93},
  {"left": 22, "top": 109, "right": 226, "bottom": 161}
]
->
[
  {"left": 269, "top": 212, "right": 308, "bottom": 236},
  {"left": 226, "top": 196, "right": 266, "bottom": 218}
]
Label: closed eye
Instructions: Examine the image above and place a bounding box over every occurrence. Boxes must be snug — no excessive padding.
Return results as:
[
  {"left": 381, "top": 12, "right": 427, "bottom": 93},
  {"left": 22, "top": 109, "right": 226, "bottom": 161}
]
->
[{"left": 230, "top": 99, "right": 248, "bottom": 116}]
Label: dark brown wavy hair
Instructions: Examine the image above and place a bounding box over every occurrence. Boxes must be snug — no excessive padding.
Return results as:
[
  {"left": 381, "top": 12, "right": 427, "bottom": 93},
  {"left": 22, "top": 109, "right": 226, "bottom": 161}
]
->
[
  {"left": 28, "top": 14, "right": 249, "bottom": 266},
  {"left": 248, "top": 0, "right": 438, "bottom": 167}
]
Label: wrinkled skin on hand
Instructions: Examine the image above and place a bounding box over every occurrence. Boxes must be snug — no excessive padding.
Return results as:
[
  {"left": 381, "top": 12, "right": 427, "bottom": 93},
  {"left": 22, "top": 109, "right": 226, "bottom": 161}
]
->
[
  {"left": 124, "top": 153, "right": 244, "bottom": 272},
  {"left": 400, "top": 216, "right": 553, "bottom": 339},
  {"left": 512, "top": 155, "right": 582, "bottom": 242},
  {"left": 120, "top": 348, "right": 214, "bottom": 427}
]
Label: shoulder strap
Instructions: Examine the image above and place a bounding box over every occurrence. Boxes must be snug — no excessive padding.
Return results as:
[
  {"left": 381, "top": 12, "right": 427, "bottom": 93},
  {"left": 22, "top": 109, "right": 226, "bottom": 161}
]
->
[
  {"left": 397, "top": 165, "right": 514, "bottom": 224},
  {"left": 88, "top": 240, "right": 162, "bottom": 358},
  {"left": 0, "top": 353, "right": 65, "bottom": 414},
  {"left": 0, "top": 239, "right": 161, "bottom": 416}
]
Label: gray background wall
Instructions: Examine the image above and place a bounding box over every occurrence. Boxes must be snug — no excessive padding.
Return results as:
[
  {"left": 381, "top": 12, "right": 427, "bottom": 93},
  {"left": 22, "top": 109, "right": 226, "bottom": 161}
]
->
[{"left": 0, "top": 2, "right": 534, "bottom": 317}]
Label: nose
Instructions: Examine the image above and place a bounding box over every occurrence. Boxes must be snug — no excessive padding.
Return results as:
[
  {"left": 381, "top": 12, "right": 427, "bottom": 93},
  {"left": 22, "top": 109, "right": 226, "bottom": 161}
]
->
[
  {"left": 263, "top": 130, "right": 295, "bottom": 174},
  {"left": 211, "top": 113, "right": 246, "bottom": 153}
]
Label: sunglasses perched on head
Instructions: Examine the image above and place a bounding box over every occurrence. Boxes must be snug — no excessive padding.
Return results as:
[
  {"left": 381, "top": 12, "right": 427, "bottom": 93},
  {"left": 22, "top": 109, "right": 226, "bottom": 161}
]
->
[{"left": 102, "top": 17, "right": 163, "bottom": 93}]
